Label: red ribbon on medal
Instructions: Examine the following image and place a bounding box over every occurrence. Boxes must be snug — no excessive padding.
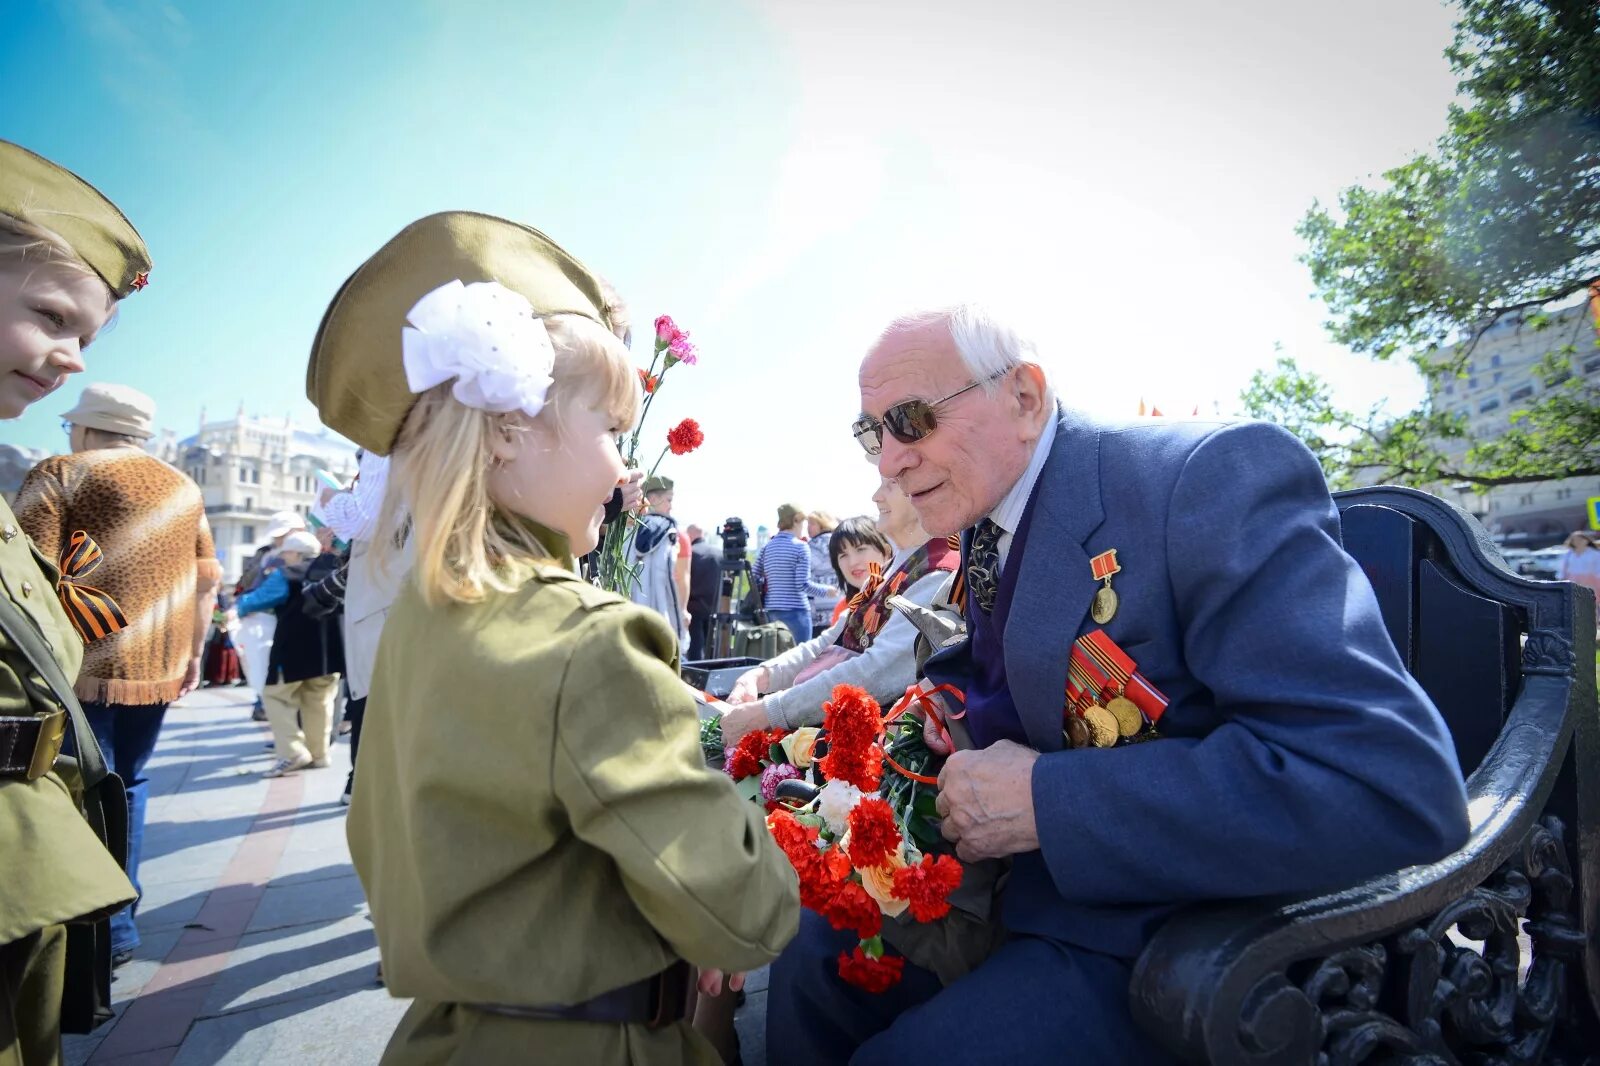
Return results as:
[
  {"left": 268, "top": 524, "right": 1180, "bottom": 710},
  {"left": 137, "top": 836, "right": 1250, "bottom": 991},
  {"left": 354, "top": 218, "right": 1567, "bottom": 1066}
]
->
[
  {"left": 1064, "top": 629, "right": 1169, "bottom": 726},
  {"left": 1090, "top": 550, "right": 1121, "bottom": 582},
  {"left": 57, "top": 530, "right": 129, "bottom": 643}
]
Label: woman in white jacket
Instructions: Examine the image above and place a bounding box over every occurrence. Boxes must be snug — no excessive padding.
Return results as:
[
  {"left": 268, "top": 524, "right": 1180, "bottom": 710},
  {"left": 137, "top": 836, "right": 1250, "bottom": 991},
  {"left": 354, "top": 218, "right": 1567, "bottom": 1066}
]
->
[{"left": 720, "top": 478, "right": 957, "bottom": 744}]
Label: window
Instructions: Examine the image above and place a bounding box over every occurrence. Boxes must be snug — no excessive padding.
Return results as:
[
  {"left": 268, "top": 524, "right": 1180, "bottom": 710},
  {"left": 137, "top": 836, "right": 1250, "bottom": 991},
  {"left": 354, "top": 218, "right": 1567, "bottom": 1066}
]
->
[
  {"left": 1584, "top": 355, "right": 1600, "bottom": 374},
  {"left": 1445, "top": 383, "right": 1455, "bottom": 395},
  {"left": 251, "top": 468, "right": 261, "bottom": 485},
  {"left": 238, "top": 466, "right": 248, "bottom": 484},
  {"left": 1492, "top": 371, "right": 1503, "bottom": 383},
  {"left": 1469, "top": 376, "right": 1479, "bottom": 389},
  {"left": 1556, "top": 488, "right": 1572, "bottom": 500},
  {"left": 1509, "top": 385, "right": 1534, "bottom": 402},
  {"left": 240, "top": 524, "right": 255, "bottom": 542},
  {"left": 1479, "top": 397, "right": 1501, "bottom": 413},
  {"left": 1519, "top": 494, "right": 1534, "bottom": 507},
  {"left": 1490, "top": 354, "right": 1501, "bottom": 367},
  {"left": 244, "top": 497, "right": 253, "bottom": 511}
]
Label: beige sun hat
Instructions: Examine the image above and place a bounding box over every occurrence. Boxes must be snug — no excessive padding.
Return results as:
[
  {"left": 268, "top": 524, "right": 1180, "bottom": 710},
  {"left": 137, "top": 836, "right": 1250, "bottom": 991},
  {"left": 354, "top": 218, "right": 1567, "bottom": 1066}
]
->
[{"left": 61, "top": 382, "right": 156, "bottom": 439}]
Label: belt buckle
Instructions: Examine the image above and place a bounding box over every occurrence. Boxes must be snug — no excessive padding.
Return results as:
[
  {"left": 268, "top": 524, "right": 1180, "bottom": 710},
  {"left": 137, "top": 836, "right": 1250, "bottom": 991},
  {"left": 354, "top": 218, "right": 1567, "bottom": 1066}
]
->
[{"left": 26, "top": 709, "right": 66, "bottom": 781}]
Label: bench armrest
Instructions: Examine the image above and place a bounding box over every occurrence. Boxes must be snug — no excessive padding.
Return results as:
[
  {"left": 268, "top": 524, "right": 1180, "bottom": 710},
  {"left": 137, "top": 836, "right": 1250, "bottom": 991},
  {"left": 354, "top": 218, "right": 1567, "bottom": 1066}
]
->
[{"left": 1130, "top": 666, "right": 1591, "bottom": 1064}]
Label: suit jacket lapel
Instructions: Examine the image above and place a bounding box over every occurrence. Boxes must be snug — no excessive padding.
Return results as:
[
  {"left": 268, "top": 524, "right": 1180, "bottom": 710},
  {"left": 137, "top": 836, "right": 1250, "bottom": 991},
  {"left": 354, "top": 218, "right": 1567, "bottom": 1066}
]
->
[{"left": 1005, "top": 407, "right": 1105, "bottom": 753}]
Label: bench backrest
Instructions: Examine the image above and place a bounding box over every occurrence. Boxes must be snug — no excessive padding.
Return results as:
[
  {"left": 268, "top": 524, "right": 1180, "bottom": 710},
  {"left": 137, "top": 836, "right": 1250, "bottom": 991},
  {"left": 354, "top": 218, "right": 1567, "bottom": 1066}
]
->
[{"left": 1336, "top": 493, "right": 1524, "bottom": 774}]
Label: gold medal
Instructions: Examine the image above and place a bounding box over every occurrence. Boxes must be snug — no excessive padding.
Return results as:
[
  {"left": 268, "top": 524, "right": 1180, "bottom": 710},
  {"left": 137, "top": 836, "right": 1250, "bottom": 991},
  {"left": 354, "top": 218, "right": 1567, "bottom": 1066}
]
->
[
  {"left": 1083, "top": 704, "right": 1119, "bottom": 748},
  {"left": 1091, "top": 586, "right": 1118, "bottom": 624},
  {"left": 1089, "top": 549, "right": 1121, "bottom": 623},
  {"left": 1064, "top": 715, "right": 1090, "bottom": 749},
  {"left": 1107, "top": 696, "right": 1143, "bottom": 737}
]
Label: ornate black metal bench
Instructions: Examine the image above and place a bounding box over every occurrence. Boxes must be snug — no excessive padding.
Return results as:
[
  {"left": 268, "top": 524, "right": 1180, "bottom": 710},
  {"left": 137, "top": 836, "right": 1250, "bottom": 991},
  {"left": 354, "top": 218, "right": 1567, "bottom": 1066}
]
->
[{"left": 1131, "top": 485, "right": 1600, "bottom": 1064}]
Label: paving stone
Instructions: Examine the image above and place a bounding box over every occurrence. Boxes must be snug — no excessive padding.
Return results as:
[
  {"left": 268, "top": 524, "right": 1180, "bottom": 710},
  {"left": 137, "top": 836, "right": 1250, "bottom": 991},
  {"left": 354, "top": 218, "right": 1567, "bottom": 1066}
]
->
[
  {"left": 736, "top": 989, "right": 769, "bottom": 1066},
  {"left": 205, "top": 914, "right": 383, "bottom": 1017},
  {"left": 168, "top": 988, "right": 407, "bottom": 1066},
  {"left": 245, "top": 872, "right": 369, "bottom": 934}
]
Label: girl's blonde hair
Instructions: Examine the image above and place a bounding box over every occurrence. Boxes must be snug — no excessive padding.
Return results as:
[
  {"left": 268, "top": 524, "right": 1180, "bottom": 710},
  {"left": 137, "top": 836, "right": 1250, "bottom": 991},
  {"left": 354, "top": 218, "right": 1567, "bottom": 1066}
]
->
[
  {"left": 0, "top": 211, "right": 99, "bottom": 281},
  {"left": 379, "top": 312, "right": 640, "bottom": 606}
]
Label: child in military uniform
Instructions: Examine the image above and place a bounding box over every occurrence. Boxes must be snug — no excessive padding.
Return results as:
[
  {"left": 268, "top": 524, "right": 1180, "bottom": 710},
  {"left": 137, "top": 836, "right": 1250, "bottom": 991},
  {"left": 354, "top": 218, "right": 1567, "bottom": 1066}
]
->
[
  {"left": 310, "top": 212, "right": 799, "bottom": 1065},
  {"left": 0, "top": 141, "right": 141, "bottom": 1064}
]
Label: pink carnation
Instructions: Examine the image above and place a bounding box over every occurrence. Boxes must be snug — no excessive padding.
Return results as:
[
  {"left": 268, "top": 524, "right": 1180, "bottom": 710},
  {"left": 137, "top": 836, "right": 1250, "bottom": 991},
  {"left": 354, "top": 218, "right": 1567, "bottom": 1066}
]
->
[
  {"left": 655, "top": 315, "right": 680, "bottom": 345},
  {"left": 760, "top": 762, "right": 801, "bottom": 802},
  {"left": 668, "top": 332, "right": 697, "bottom": 365}
]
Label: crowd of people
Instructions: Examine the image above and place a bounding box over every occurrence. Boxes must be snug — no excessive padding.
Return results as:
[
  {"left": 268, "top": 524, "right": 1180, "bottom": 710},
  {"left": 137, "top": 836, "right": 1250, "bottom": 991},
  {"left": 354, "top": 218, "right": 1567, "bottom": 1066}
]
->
[{"left": 5, "top": 135, "right": 1590, "bottom": 1066}]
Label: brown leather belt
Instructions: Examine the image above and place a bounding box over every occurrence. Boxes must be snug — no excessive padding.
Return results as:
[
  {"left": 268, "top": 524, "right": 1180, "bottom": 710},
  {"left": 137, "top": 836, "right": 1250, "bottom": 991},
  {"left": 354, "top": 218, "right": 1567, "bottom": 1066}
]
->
[
  {"left": 471, "top": 961, "right": 690, "bottom": 1028},
  {"left": 0, "top": 711, "right": 67, "bottom": 781}
]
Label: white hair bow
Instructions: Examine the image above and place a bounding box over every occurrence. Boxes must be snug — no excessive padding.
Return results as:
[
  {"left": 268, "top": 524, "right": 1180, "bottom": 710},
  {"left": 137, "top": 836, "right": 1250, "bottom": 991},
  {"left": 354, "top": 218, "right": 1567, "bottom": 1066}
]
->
[{"left": 402, "top": 279, "right": 555, "bottom": 419}]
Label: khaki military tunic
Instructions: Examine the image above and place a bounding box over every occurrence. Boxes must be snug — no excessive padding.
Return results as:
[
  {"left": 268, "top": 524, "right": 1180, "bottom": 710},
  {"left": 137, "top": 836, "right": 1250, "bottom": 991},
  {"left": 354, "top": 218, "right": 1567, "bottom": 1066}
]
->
[
  {"left": 0, "top": 495, "right": 134, "bottom": 946},
  {"left": 0, "top": 495, "right": 135, "bottom": 1066},
  {"left": 348, "top": 540, "right": 800, "bottom": 1065}
]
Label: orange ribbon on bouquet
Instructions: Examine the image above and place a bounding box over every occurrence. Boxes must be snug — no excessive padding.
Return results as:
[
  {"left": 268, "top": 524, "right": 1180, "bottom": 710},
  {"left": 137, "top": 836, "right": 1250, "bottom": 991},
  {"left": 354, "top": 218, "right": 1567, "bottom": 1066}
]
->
[{"left": 883, "top": 681, "right": 968, "bottom": 784}]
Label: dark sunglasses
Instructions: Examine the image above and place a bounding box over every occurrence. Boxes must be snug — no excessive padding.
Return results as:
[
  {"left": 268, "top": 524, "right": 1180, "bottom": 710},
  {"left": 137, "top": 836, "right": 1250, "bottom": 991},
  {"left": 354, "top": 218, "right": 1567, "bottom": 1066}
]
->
[{"left": 852, "top": 370, "right": 1008, "bottom": 455}]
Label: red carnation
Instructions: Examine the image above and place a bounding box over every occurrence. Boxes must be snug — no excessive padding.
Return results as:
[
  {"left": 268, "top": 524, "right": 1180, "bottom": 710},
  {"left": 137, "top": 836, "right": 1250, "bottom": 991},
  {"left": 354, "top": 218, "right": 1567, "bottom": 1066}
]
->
[
  {"left": 845, "top": 797, "right": 901, "bottom": 870},
  {"left": 819, "top": 879, "right": 882, "bottom": 939},
  {"left": 666, "top": 418, "right": 704, "bottom": 456},
  {"left": 816, "top": 685, "right": 885, "bottom": 791},
  {"left": 638, "top": 369, "right": 659, "bottom": 394},
  {"left": 891, "top": 853, "right": 964, "bottom": 922},
  {"left": 837, "top": 946, "right": 904, "bottom": 993},
  {"left": 768, "top": 811, "right": 853, "bottom": 911},
  {"left": 724, "top": 729, "right": 769, "bottom": 780}
]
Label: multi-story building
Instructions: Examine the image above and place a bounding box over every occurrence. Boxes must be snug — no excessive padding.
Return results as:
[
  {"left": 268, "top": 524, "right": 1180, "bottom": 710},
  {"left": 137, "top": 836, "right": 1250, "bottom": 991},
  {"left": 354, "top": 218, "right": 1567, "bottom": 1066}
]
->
[
  {"left": 1427, "top": 300, "right": 1600, "bottom": 547},
  {"left": 150, "top": 408, "right": 359, "bottom": 582}
]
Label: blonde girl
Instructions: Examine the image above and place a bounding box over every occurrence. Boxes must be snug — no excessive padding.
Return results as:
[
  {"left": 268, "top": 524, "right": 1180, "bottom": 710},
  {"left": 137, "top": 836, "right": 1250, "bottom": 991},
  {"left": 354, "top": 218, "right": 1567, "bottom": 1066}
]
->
[{"left": 309, "top": 212, "right": 798, "bottom": 1066}]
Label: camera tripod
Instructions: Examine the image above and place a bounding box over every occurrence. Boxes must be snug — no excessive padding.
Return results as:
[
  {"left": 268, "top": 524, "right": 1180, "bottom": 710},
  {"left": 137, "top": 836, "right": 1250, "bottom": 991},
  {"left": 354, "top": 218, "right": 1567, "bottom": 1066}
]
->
[{"left": 710, "top": 557, "right": 759, "bottom": 660}]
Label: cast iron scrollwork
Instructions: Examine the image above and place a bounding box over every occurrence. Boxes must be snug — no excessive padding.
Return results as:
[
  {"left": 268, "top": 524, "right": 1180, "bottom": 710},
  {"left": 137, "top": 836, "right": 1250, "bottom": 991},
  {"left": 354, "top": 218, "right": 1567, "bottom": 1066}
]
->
[
  {"left": 1234, "top": 817, "right": 1584, "bottom": 1065},
  {"left": 1521, "top": 629, "right": 1575, "bottom": 677}
]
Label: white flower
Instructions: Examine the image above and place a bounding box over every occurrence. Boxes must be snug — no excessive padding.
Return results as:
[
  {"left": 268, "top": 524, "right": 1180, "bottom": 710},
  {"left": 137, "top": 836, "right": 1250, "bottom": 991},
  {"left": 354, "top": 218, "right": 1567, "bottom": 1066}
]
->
[
  {"left": 815, "top": 779, "right": 866, "bottom": 836},
  {"left": 402, "top": 280, "right": 555, "bottom": 418}
]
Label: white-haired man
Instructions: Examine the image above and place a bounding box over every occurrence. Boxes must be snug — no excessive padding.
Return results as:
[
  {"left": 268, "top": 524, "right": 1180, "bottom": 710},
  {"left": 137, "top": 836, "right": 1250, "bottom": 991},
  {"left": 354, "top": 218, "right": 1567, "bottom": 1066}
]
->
[{"left": 765, "top": 306, "right": 1471, "bottom": 1063}]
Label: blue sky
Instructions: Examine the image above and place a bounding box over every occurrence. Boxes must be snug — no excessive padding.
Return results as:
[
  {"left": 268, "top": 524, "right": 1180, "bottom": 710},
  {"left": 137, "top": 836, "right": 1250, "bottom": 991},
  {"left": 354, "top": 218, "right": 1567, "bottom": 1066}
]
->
[{"left": 4, "top": 0, "right": 1461, "bottom": 532}]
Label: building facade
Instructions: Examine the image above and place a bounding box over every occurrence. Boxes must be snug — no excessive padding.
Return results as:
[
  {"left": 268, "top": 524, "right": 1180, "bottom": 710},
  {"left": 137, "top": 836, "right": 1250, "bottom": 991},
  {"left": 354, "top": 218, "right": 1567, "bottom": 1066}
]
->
[
  {"left": 149, "top": 409, "right": 359, "bottom": 583},
  {"left": 1427, "top": 300, "right": 1600, "bottom": 547}
]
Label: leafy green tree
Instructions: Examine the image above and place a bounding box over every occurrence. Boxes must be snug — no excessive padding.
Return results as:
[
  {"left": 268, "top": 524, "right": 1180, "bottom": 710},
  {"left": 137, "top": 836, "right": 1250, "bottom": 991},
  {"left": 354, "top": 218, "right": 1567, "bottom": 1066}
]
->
[{"left": 1258, "top": 0, "right": 1600, "bottom": 487}]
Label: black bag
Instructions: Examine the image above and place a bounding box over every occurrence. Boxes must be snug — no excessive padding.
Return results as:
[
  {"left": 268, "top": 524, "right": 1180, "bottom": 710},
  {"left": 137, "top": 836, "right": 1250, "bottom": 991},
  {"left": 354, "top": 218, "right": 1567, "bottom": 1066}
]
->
[{"left": 0, "top": 594, "right": 128, "bottom": 1033}]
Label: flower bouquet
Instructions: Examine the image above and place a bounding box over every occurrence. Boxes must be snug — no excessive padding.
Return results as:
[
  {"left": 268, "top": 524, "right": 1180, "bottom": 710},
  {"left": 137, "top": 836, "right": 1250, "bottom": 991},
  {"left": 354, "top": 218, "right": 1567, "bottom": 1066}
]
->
[
  {"left": 593, "top": 316, "right": 704, "bottom": 596},
  {"left": 761, "top": 684, "right": 966, "bottom": 993}
]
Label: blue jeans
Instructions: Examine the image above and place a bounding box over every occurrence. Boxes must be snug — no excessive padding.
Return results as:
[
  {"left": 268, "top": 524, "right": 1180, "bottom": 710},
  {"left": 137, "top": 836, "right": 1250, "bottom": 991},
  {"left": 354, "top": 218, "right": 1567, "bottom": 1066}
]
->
[
  {"left": 81, "top": 702, "right": 169, "bottom": 955},
  {"left": 768, "top": 608, "right": 812, "bottom": 645}
]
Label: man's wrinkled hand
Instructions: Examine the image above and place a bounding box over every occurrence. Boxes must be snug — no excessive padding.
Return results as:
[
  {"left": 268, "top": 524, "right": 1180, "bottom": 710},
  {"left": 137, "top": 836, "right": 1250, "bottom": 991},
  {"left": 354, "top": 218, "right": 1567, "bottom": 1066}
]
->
[
  {"left": 935, "top": 740, "right": 1041, "bottom": 862},
  {"left": 719, "top": 700, "right": 770, "bottom": 748}
]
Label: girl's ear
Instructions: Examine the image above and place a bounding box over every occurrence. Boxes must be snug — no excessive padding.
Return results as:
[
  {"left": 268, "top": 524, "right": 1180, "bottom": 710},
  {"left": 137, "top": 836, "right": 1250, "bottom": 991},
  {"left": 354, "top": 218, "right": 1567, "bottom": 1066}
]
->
[{"left": 489, "top": 414, "right": 532, "bottom": 465}]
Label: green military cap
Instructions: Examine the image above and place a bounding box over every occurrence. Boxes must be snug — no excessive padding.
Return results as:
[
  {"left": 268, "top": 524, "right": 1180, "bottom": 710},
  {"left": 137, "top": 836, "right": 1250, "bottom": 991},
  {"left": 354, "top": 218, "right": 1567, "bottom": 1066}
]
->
[
  {"left": 307, "top": 211, "right": 614, "bottom": 456},
  {"left": 0, "top": 140, "right": 151, "bottom": 299},
  {"left": 642, "top": 476, "right": 674, "bottom": 495}
]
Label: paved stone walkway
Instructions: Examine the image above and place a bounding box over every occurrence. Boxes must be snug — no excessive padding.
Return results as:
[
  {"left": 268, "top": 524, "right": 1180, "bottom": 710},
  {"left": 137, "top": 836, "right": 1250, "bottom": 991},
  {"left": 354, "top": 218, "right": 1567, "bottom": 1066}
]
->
[{"left": 61, "top": 686, "right": 773, "bottom": 1065}]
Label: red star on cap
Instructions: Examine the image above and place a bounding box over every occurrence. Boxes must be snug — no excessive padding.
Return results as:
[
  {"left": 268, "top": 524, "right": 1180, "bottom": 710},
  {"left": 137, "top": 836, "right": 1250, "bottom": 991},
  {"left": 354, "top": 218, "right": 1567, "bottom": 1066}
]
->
[{"left": 131, "top": 272, "right": 150, "bottom": 291}]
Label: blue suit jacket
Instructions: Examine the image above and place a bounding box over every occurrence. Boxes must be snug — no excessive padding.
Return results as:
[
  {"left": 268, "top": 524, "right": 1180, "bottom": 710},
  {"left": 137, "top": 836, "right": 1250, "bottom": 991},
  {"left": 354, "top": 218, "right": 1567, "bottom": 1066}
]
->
[{"left": 924, "top": 408, "right": 1471, "bottom": 958}]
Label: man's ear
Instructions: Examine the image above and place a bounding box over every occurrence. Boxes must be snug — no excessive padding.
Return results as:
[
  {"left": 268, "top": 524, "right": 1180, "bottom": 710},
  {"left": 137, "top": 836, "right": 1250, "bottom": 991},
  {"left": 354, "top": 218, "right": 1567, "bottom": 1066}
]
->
[{"left": 1013, "top": 363, "right": 1050, "bottom": 430}]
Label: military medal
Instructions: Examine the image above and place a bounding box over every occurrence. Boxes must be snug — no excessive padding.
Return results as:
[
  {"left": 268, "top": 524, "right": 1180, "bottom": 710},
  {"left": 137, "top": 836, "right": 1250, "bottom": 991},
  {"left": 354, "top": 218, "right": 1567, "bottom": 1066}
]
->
[
  {"left": 1082, "top": 704, "right": 1119, "bottom": 747},
  {"left": 1106, "top": 695, "right": 1143, "bottom": 737},
  {"left": 1063, "top": 629, "right": 1170, "bottom": 748},
  {"left": 1089, "top": 549, "right": 1121, "bottom": 623}
]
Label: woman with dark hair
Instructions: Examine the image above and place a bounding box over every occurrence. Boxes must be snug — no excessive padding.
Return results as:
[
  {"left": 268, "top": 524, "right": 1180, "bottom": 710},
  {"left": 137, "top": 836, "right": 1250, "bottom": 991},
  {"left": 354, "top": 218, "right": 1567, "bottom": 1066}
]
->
[
  {"left": 721, "top": 478, "right": 958, "bottom": 745},
  {"left": 826, "top": 516, "right": 894, "bottom": 624}
]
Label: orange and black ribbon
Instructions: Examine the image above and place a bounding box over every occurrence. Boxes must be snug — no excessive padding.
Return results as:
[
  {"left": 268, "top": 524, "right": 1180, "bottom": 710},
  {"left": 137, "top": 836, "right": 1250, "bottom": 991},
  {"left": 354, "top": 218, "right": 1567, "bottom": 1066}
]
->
[{"left": 57, "top": 530, "right": 128, "bottom": 643}]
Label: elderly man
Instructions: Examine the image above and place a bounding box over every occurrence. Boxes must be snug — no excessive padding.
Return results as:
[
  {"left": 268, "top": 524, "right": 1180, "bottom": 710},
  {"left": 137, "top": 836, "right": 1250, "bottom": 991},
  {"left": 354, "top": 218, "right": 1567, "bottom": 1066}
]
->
[
  {"left": 16, "top": 383, "right": 222, "bottom": 966},
  {"left": 765, "top": 306, "right": 1471, "bottom": 1063}
]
